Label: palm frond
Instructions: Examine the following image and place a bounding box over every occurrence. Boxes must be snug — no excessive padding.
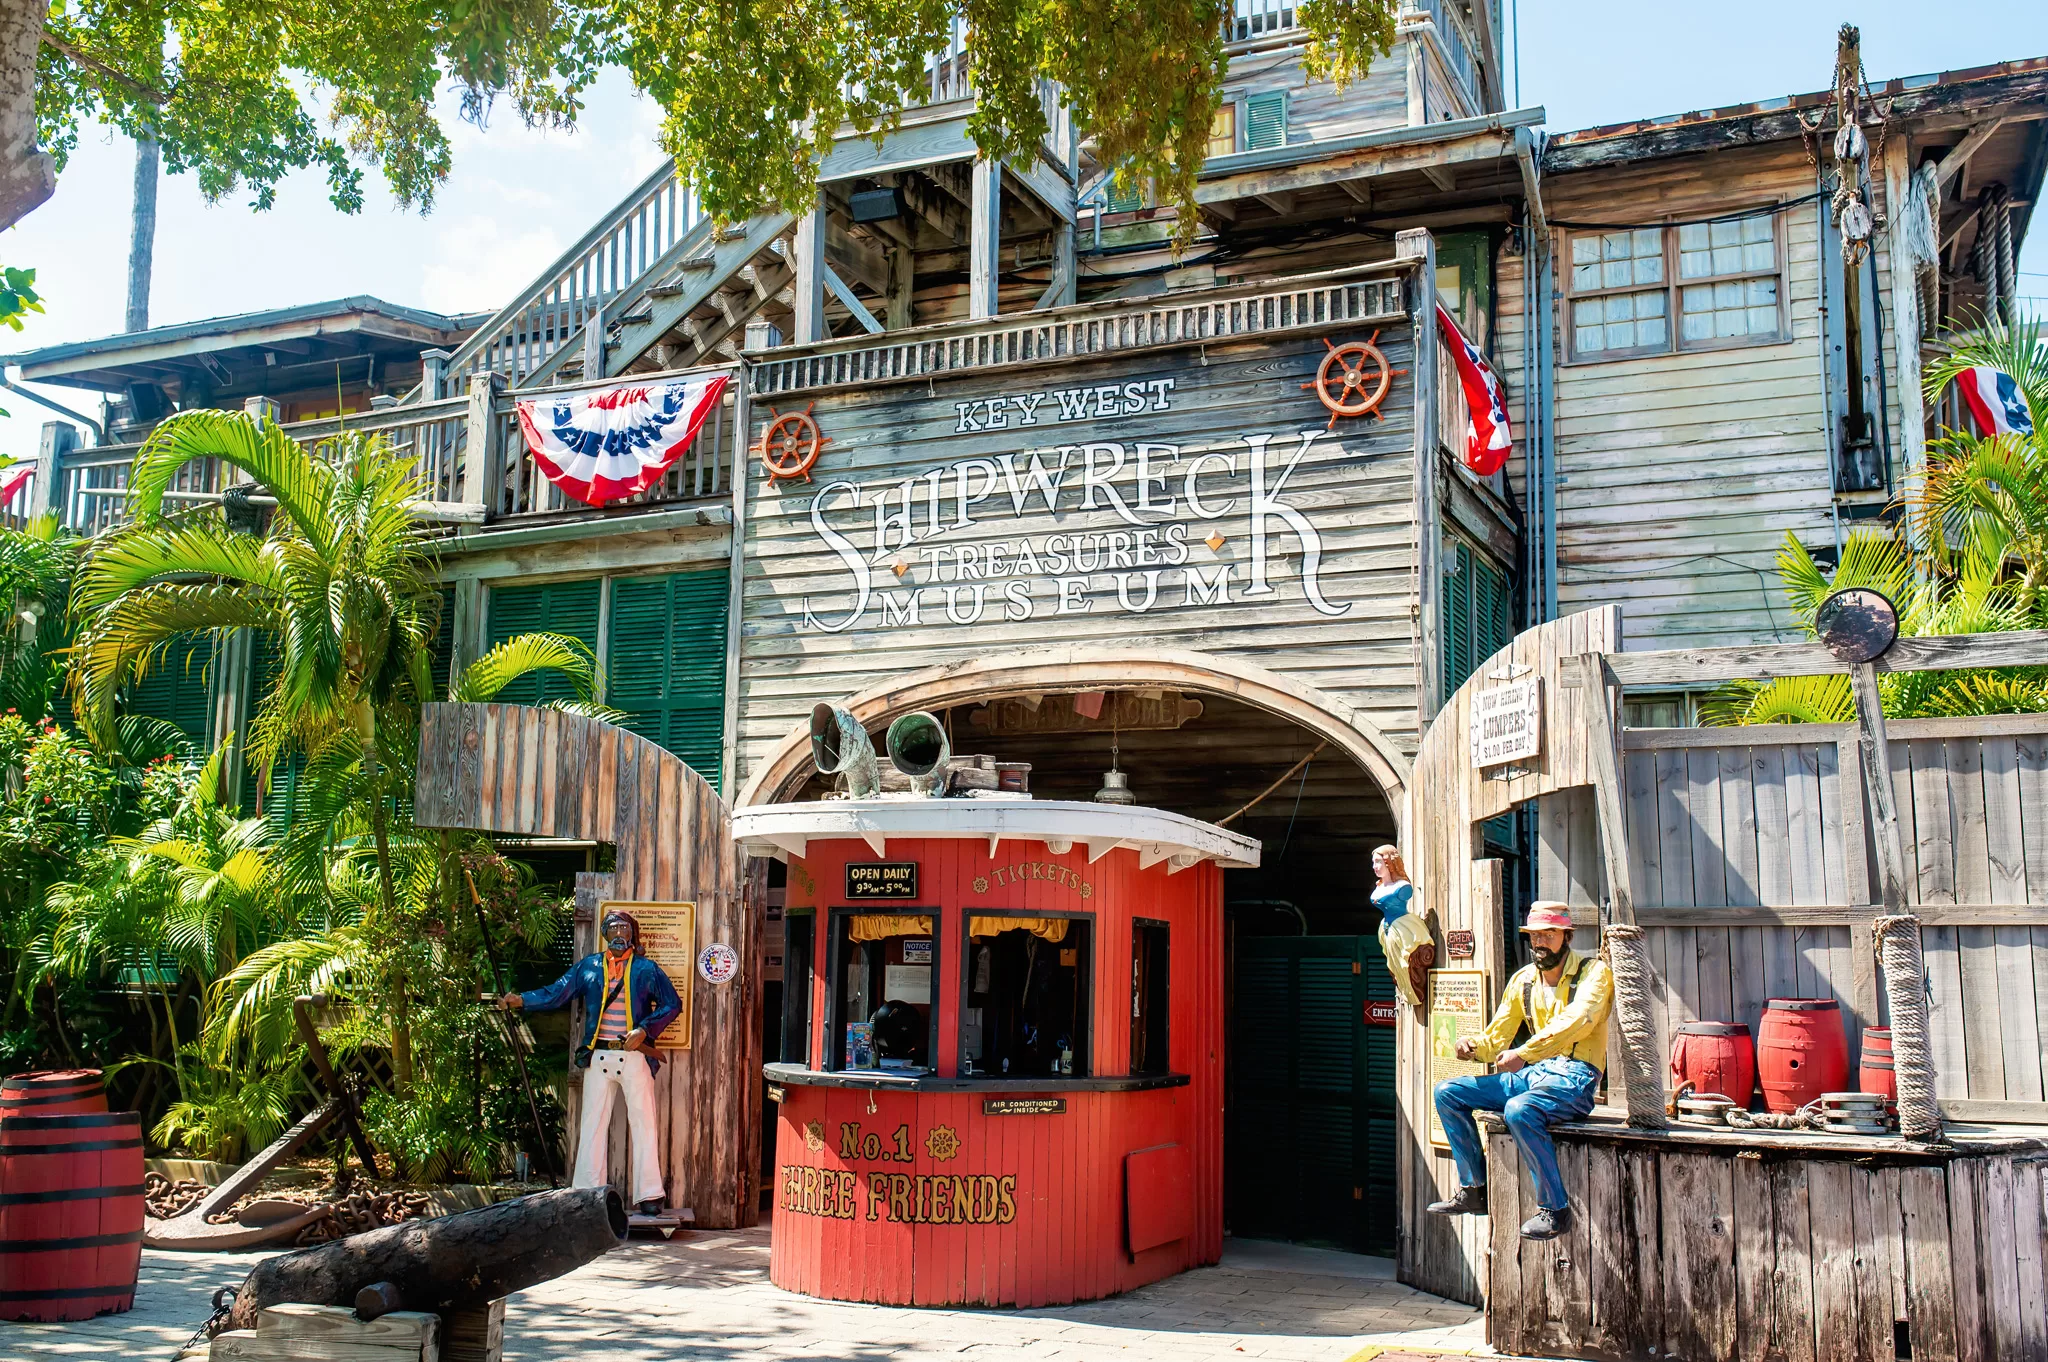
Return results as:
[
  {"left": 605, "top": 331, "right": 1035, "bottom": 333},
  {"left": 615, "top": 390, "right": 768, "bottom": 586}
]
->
[
  {"left": 1700, "top": 674, "right": 1855, "bottom": 727},
  {"left": 68, "top": 583, "right": 282, "bottom": 747},
  {"left": 1923, "top": 316, "right": 2048, "bottom": 414},
  {"left": 128, "top": 411, "right": 336, "bottom": 551},
  {"left": 451, "top": 631, "right": 602, "bottom": 703}
]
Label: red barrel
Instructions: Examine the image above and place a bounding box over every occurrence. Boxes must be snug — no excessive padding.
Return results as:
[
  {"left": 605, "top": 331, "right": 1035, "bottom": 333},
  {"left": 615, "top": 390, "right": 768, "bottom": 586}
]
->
[
  {"left": 1859, "top": 1027, "right": 1896, "bottom": 1099},
  {"left": 1671, "top": 1021, "right": 1756, "bottom": 1106},
  {"left": 1757, "top": 999, "right": 1850, "bottom": 1113},
  {"left": 0, "top": 1112, "right": 144, "bottom": 1321},
  {"left": 0, "top": 1071, "right": 107, "bottom": 1117}
]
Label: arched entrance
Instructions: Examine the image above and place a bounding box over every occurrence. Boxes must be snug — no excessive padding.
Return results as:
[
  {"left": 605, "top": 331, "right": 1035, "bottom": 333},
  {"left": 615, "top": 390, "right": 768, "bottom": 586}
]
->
[
  {"left": 743, "top": 646, "right": 1415, "bottom": 1255},
  {"left": 736, "top": 644, "right": 1411, "bottom": 813}
]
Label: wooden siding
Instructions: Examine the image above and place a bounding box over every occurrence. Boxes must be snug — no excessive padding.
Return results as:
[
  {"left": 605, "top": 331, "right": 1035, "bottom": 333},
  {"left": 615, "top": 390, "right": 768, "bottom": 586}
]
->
[
  {"left": 1542, "top": 143, "right": 1835, "bottom": 651},
  {"left": 1237, "top": 47, "right": 1411, "bottom": 147},
  {"left": 411, "top": 703, "right": 757, "bottom": 1228},
  {"left": 1535, "top": 716, "right": 2048, "bottom": 1111},
  {"left": 733, "top": 264, "right": 1432, "bottom": 793},
  {"left": 1487, "top": 1125, "right": 2048, "bottom": 1362},
  {"left": 770, "top": 839, "right": 1224, "bottom": 1307},
  {"left": 1404, "top": 606, "right": 1624, "bottom": 1305}
]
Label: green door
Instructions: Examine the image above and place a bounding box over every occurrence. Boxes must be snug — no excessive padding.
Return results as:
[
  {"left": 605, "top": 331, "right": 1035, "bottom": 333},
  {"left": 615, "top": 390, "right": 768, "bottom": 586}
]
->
[
  {"left": 605, "top": 568, "right": 729, "bottom": 790},
  {"left": 1227, "top": 934, "right": 1396, "bottom": 1254}
]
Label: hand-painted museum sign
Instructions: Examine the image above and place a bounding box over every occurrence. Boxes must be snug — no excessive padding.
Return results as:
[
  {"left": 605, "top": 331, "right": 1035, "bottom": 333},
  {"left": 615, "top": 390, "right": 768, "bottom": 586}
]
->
[
  {"left": 1470, "top": 678, "right": 1542, "bottom": 768},
  {"left": 795, "top": 379, "right": 1357, "bottom": 632},
  {"left": 846, "top": 861, "right": 919, "bottom": 900},
  {"left": 779, "top": 1119, "right": 1017, "bottom": 1224}
]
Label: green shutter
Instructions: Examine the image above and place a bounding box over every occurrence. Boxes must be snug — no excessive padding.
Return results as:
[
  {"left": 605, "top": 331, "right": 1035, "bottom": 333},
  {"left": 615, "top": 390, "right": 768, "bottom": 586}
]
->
[
  {"left": 1244, "top": 91, "right": 1288, "bottom": 151},
  {"left": 1105, "top": 174, "right": 1143, "bottom": 214},
  {"left": 238, "top": 628, "right": 308, "bottom": 818},
  {"left": 428, "top": 586, "right": 456, "bottom": 701},
  {"left": 487, "top": 579, "right": 602, "bottom": 707},
  {"left": 1442, "top": 544, "right": 1472, "bottom": 694},
  {"left": 124, "top": 633, "right": 215, "bottom": 746},
  {"left": 605, "top": 568, "right": 729, "bottom": 789}
]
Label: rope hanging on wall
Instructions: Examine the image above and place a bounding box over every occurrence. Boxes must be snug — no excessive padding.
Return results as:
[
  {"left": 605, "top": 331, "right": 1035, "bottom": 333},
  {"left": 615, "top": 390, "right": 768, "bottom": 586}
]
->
[
  {"left": 1601, "top": 924, "right": 1669, "bottom": 1129},
  {"left": 1873, "top": 914, "right": 1945, "bottom": 1142}
]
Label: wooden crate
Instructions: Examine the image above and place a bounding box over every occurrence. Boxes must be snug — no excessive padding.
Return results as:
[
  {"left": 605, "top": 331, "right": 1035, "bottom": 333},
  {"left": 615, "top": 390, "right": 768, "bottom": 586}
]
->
[{"left": 209, "top": 1303, "right": 440, "bottom": 1362}]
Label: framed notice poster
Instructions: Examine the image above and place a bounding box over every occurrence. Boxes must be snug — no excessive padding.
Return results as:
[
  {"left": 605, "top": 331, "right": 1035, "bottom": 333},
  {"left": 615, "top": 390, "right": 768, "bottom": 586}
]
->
[
  {"left": 600, "top": 901, "right": 695, "bottom": 1049},
  {"left": 1426, "top": 969, "right": 1491, "bottom": 1150}
]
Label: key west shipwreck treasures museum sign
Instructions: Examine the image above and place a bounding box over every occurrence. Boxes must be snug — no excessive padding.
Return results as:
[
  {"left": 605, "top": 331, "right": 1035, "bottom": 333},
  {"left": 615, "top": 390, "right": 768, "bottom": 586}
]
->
[{"left": 732, "top": 256, "right": 1483, "bottom": 793}]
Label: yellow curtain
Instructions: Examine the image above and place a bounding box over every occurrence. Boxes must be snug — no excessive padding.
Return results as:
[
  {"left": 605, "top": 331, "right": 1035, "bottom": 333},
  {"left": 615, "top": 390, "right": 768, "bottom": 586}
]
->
[
  {"left": 969, "top": 916, "right": 1069, "bottom": 943},
  {"left": 848, "top": 914, "right": 933, "bottom": 942}
]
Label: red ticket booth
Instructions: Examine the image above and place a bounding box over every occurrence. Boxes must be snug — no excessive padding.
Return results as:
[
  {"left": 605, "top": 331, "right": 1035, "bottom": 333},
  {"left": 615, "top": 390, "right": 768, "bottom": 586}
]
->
[{"left": 735, "top": 797, "right": 1259, "bottom": 1308}]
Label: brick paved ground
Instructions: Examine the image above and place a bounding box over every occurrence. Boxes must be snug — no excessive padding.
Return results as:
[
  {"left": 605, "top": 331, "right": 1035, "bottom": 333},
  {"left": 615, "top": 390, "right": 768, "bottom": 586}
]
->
[{"left": 9, "top": 1230, "right": 1489, "bottom": 1362}]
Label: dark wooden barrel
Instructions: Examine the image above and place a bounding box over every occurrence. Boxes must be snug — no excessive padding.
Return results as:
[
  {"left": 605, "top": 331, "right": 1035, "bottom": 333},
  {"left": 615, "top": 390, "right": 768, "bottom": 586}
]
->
[
  {"left": 0, "top": 1111, "right": 144, "bottom": 1321},
  {"left": 1757, "top": 999, "right": 1849, "bottom": 1113},
  {"left": 0, "top": 1070, "right": 107, "bottom": 1117},
  {"left": 1859, "top": 1027, "right": 1896, "bottom": 1098}
]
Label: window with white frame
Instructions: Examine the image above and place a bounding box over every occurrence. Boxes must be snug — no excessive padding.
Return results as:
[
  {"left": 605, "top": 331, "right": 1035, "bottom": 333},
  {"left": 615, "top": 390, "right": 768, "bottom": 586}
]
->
[{"left": 1564, "top": 210, "right": 1785, "bottom": 362}]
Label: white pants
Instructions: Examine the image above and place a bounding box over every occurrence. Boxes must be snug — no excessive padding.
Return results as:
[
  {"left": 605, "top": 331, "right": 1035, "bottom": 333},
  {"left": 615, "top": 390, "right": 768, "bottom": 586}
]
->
[{"left": 575, "top": 1048, "right": 666, "bottom": 1208}]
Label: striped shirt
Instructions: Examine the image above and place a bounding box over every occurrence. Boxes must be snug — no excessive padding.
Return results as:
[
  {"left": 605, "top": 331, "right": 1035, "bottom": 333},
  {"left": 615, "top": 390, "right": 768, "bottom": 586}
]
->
[{"left": 596, "top": 955, "right": 633, "bottom": 1040}]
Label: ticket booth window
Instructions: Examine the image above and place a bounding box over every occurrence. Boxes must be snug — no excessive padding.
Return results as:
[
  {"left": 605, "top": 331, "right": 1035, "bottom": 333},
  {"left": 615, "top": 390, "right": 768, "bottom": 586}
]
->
[
  {"left": 781, "top": 910, "right": 814, "bottom": 1065},
  {"left": 828, "top": 912, "right": 937, "bottom": 1072},
  {"left": 961, "top": 914, "right": 1091, "bottom": 1078},
  {"left": 1131, "top": 918, "right": 1170, "bottom": 1076}
]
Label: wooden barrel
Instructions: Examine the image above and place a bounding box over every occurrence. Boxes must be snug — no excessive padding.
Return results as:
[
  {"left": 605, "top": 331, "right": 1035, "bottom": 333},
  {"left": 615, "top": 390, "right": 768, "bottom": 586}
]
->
[
  {"left": 1859, "top": 1027, "right": 1896, "bottom": 1099},
  {"left": 0, "top": 1112, "right": 144, "bottom": 1321},
  {"left": 1757, "top": 999, "right": 1849, "bottom": 1113},
  {"left": 1670, "top": 1021, "right": 1755, "bottom": 1106},
  {"left": 0, "top": 1070, "right": 107, "bottom": 1117}
]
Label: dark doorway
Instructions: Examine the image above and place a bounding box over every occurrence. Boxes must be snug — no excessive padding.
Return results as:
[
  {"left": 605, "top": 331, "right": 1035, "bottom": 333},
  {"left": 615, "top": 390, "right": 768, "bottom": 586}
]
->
[{"left": 1226, "top": 933, "right": 1396, "bottom": 1255}]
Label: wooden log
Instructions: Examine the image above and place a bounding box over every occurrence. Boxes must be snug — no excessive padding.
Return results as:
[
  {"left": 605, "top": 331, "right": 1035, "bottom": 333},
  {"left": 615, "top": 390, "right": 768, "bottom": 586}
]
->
[
  {"left": 225, "top": 1188, "right": 625, "bottom": 1332},
  {"left": 211, "top": 1303, "right": 440, "bottom": 1362},
  {"left": 1850, "top": 661, "right": 1909, "bottom": 915},
  {"left": 441, "top": 1299, "right": 505, "bottom": 1362}
]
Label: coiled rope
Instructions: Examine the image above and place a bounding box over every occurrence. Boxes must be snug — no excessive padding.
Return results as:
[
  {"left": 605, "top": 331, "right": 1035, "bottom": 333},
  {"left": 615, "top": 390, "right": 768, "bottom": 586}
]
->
[
  {"left": 1602, "top": 924, "right": 1669, "bottom": 1129},
  {"left": 1874, "top": 915, "right": 1943, "bottom": 1142}
]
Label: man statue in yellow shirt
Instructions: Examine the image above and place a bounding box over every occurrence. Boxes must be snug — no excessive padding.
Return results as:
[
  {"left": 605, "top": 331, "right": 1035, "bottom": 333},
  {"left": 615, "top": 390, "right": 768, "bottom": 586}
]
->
[{"left": 1427, "top": 901, "right": 1613, "bottom": 1241}]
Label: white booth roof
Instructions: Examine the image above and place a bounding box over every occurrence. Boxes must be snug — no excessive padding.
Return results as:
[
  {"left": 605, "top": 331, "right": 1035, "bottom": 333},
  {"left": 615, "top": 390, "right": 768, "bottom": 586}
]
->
[{"left": 730, "top": 797, "right": 1261, "bottom": 872}]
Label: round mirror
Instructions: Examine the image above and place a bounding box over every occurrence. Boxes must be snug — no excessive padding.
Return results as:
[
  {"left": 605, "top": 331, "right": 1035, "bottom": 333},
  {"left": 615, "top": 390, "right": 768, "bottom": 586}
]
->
[{"left": 1814, "top": 587, "right": 1899, "bottom": 663}]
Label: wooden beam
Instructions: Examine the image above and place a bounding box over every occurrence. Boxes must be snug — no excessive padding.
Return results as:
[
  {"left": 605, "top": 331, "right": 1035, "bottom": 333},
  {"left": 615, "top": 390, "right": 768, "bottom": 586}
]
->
[
  {"left": 1337, "top": 179, "right": 1372, "bottom": 207},
  {"left": 885, "top": 245, "right": 914, "bottom": 331},
  {"left": 1562, "top": 902, "right": 2048, "bottom": 929},
  {"left": 822, "top": 266, "right": 883, "bottom": 335},
  {"left": 898, "top": 172, "right": 966, "bottom": 242},
  {"left": 1421, "top": 163, "right": 1457, "bottom": 192},
  {"left": 1036, "top": 222, "right": 1076, "bottom": 311},
  {"left": 824, "top": 222, "right": 890, "bottom": 297},
  {"left": 1560, "top": 629, "right": 2048, "bottom": 689},
  {"left": 673, "top": 259, "right": 794, "bottom": 368},
  {"left": 1577, "top": 654, "right": 1636, "bottom": 925},
  {"left": 969, "top": 159, "right": 1002, "bottom": 321},
  {"left": 791, "top": 204, "right": 827, "bottom": 344},
  {"left": 1934, "top": 119, "right": 2008, "bottom": 195},
  {"left": 1848, "top": 660, "right": 1908, "bottom": 916},
  {"left": 1254, "top": 190, "right": 1296, "bottom": 216}
]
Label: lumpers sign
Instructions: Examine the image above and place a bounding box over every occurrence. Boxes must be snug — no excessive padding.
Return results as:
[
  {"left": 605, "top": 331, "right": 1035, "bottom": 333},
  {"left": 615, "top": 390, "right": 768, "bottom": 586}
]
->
[{"left": 795, "top": 377, "right": 1356, "bottom": 632}]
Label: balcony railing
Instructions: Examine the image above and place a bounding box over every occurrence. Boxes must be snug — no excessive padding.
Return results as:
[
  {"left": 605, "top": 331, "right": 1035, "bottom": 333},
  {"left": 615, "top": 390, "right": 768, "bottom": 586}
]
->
[
  {"left": 1403, "top": 0, "right": 1482, "bottom": 115},
  {"left": 37, "top": 363, "right": 739, "bottom": 536}
]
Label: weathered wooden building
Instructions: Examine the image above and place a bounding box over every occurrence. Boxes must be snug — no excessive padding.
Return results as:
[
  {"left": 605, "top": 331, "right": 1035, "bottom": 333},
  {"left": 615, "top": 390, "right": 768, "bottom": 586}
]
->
[{"left": 9, "top": 6, "right": 2048, "bottom": 1341}]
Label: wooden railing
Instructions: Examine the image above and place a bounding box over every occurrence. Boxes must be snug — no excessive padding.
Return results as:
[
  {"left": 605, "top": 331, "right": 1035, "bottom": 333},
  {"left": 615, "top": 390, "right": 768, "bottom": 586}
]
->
[
  {"left": 42, "top": 365, "right": 738, "bottom": 534},
  {"left": 1403, "top": 0, "right": 1482, "bottom": 115},
  {"left": 1228, "top": 0, "right": 1300, "bottom": 45}
]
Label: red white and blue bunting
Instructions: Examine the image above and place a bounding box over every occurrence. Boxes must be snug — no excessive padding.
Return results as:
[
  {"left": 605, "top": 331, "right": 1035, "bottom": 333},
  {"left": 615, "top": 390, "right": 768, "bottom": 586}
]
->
[
  {"left": 1436, "top": 303, "right": 1512, "bottom": 478},
  {"left": 514, "top": 373, "right": 730, "bottom": 507}
]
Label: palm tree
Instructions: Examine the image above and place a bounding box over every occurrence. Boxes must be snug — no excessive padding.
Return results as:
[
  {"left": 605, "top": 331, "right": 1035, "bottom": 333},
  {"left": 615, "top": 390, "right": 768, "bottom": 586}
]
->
[
  {"left": 68, "top": 411, "right": 610, "bottom": 1088},
  {"left": 0, "top": 513, "right": 76, "bottom": 721}
]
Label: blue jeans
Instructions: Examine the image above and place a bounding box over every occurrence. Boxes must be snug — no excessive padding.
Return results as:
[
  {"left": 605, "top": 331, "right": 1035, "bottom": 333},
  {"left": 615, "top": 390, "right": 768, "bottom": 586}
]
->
[{"left": 1434, "top": 1057, "right": 1600, "bottom": 1210}]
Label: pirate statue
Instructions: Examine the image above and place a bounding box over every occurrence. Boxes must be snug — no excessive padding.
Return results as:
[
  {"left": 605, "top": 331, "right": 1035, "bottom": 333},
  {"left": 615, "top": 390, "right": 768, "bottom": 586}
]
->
[{"left": 501, "top": 909, "right": 682, "bottom": 1216}]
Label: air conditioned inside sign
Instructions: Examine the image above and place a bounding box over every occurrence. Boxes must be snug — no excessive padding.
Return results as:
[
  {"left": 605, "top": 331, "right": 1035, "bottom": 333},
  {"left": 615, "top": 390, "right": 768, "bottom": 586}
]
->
[{"left": 1469, "top": 678, "right": 1542, "bottom": 767}]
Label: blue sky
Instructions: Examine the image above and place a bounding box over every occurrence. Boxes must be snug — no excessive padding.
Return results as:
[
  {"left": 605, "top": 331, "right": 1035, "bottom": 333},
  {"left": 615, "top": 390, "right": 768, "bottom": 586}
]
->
[{"left": 1, "top": 1, "right": 2043, "bottom": 458}]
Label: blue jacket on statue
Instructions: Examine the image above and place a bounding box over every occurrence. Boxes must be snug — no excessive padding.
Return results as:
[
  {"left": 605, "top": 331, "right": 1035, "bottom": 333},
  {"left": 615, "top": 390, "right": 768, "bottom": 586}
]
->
[{"left": 521, "top": 952, "right": 683, "bottom": 1075}]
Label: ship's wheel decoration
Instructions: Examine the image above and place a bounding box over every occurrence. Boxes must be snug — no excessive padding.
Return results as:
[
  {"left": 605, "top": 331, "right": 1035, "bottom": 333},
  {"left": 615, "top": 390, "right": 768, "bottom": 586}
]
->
[
  {"left": 756, "top": 402, "right": 831, "bottom": 483},
  {"left": 1301, "top": 333, "right": 1405, "bottom": 430}
]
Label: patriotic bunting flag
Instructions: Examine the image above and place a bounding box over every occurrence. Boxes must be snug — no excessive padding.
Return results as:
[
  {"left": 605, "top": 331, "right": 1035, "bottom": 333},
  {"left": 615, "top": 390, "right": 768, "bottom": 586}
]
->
[
  {"left": 1954, "top": 365, "right": 2036, "bottom": 440},
  {"left": 515, "top": 373, "right": 731, "bottom": 507},
  {"left": 0, "top": 463, "right": 33, "bottom": 507},
  {"left": 1436, "top": 303, "right": 1512, "bottom": 477}
]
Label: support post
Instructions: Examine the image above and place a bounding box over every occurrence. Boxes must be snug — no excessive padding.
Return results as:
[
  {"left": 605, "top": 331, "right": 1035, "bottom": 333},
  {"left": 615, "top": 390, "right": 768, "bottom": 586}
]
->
[
  {"left": 463, "top": 371, "right": 507, "bottom": 515},
  {"left": 242, "top": 395, "right": 282, "bottom": 426},
  {"left": 33, "top": 420, "right": 76, "bottom": 522},
  {"left": 1883, "top": 140, "right": 1927, "bottom": 482},
  {"left": 969, "top": 159, "right": 1003, "bottom": 321},
  {"left": 791, "top": 205, "right": 828, "bottom": 344},
  {"left": 1849, "top": 660, "right": 1908, "bottom": 913},
  {"left": 720, "top": 371, "right": 750, "bottom": 798},
  {"left": 420, "top": 348, "right": 452, "bottom": 402},
  {"left": 1400, "top": 228, "right": 1442, "bottom": 726},
  {"left": 581, "top": 302, "right": 606, "bottom": 380},
  {"left": 885, "top": 245, "right": 915, "bottom": 331},
  {"left": 1036, "top": 221, "right": 1076, "bottom": 310},
  {"left": 1575, "top": 653, "right": 1635, "bottom": 925}
]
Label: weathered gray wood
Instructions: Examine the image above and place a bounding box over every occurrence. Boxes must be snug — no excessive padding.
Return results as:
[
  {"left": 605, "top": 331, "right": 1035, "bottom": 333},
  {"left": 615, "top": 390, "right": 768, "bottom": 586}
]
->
[
  {"left": 969, "top": 159, "right": 1002, "bottom": 321},
  {"left": 1850, "top": 661, "right": 1909, "bottom": 914},
  {"left": 442, "top": 1298, "right": 506, "bottom": 1362},
  {"left": 1808, "top": 1160, "right": 1861, "bottom": 1360},
  {"left": 1982, "top": 1155, "right": 2024, "bottom": 1359},
  {"left": 1771, "top": 1159, "right": 1819, "bottom": 1362},
  {"left": 1733, "top": 1150, "right": 1776, "bottom": 1362},
  {"left": 1568, "top": 631, "right": 2048, "bottom": 690},
  {"left": 1901, "top": 1163, "right": 1960, "bottom": 1362},
  {"left": 1485, "top": 1128, "right": 1524, "bottom": 1355},
  {"left": 2015, "top": 1159, "right": 2048, "bottom": 1361},
  {"left": 791, "top": 204, "right": 827, "bottom": 344},
  {"left": 1950, "top": 1158, "right": 1991, "bottom": 1362},
  {"left": 1848, "top": 1165, "right": 1898, "bottom": 1361},
  {"left": 1577, "top": 654, "right": 1636, "bottom": 924},
  {"left": 1662, "top": 1150, "right": 1738, "bottom": 1361}
]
